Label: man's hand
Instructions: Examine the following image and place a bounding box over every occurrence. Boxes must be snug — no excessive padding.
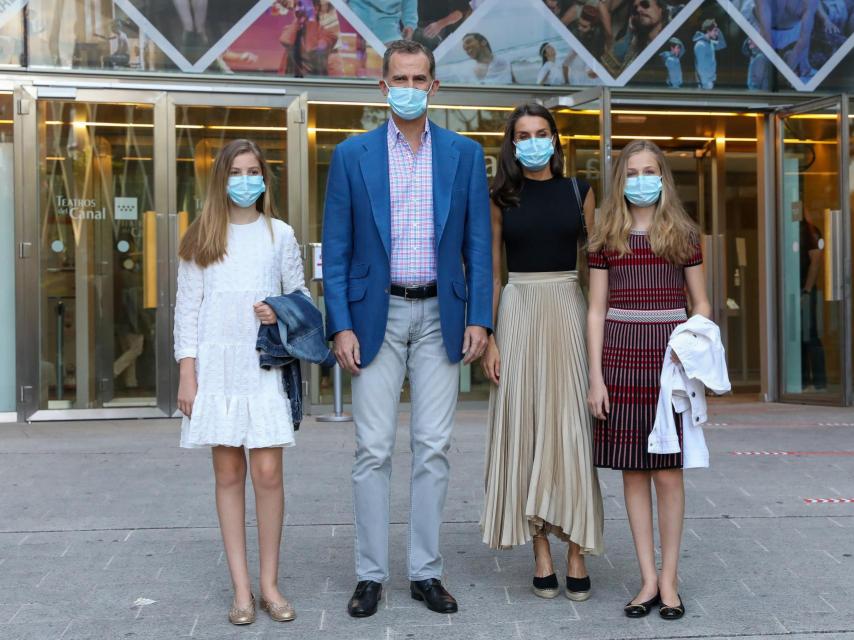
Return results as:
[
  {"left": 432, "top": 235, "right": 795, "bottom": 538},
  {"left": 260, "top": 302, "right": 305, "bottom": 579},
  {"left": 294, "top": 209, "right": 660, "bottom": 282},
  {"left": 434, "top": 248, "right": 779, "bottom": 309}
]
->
[
  {"left": 333, "top": 330, "right": 361, "bottom": 375},
  {"left": 462, "top": 326, "right": 488, "bottom": 365}
]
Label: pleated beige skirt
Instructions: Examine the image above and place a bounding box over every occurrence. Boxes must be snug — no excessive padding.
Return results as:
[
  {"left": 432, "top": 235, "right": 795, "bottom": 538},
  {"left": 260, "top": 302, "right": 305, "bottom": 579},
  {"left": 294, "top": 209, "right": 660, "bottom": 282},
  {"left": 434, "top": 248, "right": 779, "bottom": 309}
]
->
[{"left": 481, "top": 271, "right": 604, "bottom": 553}]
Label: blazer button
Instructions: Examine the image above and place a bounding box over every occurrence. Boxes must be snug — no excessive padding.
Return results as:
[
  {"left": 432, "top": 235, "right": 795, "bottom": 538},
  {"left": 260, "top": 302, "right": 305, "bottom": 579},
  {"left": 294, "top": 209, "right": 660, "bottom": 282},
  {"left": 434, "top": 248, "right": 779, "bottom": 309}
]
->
[
  {"left": 691, "top": 392, "right": 696, "bottom": 397},
  {"left": 384, "top": 288, "right": 389, "bottom": 293},
  {"left": 695, "top": 416, "right": 700, "bottom": 422}
]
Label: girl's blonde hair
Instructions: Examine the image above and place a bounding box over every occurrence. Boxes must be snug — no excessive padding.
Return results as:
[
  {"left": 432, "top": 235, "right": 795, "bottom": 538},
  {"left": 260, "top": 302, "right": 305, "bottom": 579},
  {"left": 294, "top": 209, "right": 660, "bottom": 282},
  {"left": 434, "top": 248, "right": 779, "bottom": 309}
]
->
[
  {"left": 179, "top": 138, "right": 277, "bottom": 267},
  {"left": 588, "top": 139, "right": 699, "bottom": 264}
]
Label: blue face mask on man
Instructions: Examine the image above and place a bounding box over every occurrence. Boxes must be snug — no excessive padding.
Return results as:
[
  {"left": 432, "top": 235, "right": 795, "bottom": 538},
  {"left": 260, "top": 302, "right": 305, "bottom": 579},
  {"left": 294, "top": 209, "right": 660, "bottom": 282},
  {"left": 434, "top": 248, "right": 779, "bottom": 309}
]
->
[
  {"left": 624, "top": 175, "right": 662, "bottom": 207},
  {"left": 514, "top": 137, "right": 555, "bottom": 170},
  {"left": 227, "top": 175, "right": 266, "bottom": 208},
  {"left": 385, "top": 82, "right": 433, "bottom": 120}
]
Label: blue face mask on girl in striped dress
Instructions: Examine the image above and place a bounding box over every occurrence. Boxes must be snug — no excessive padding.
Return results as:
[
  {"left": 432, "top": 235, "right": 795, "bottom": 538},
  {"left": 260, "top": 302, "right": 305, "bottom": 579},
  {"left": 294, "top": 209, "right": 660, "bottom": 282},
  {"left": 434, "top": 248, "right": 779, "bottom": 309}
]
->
[{"left": 624, "top": 175, "right": 662, "bottom": 207}]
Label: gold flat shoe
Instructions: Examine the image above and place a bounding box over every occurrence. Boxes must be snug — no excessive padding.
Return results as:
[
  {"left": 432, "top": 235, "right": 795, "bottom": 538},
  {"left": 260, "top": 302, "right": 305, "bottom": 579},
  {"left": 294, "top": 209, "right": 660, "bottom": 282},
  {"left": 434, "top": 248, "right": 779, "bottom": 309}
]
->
[
  {"left": 260, "top": 595, "right": 296, "bottom": 622},
  {"left": 228, "top": 595, "right": 256, "bottom": 625}
]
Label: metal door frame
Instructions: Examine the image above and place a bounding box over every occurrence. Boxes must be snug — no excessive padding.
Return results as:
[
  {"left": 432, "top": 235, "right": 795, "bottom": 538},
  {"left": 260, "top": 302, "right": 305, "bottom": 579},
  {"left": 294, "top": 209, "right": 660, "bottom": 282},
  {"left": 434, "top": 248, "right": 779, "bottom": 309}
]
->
[
  {"left": 14, "top": 85, "right": 171, "bottom": 421},
  {"left": 774, "top": 95, "right": 851, "bottom": 406}
]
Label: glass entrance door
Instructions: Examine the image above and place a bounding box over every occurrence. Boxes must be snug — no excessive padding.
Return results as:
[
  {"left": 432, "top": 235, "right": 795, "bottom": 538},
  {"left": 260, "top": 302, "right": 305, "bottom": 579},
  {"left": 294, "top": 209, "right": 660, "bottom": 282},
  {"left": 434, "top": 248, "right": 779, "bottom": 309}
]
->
[
  {"left": 776, "top": 97, "right": 849, "bottom": 404},
  {"left": 15, "top": 88, "right": 170, "bottom": 419},
  {"left": 15, "top": 87, "right": 306, "bottom": 420}
]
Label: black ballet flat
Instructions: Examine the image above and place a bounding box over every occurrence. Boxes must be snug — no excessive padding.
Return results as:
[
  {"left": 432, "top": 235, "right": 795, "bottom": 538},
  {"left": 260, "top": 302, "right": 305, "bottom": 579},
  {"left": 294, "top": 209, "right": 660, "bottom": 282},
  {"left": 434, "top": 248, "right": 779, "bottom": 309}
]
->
[
  {"left": 659, "top": 595, "right": 685, "bottom": 620},
  {"left": 624, "top": 592, "right": 660, "bottom": 618},
  {"left": 532, "top": 573, "right": 560, "bottom": 599}
]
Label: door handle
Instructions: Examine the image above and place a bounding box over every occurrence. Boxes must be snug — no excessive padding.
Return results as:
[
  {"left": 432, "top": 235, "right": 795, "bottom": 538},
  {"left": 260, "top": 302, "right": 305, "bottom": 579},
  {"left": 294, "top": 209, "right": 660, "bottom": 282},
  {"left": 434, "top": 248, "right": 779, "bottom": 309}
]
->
[{"left": 824, "top": 208, "right": 843, "bottom": 302}]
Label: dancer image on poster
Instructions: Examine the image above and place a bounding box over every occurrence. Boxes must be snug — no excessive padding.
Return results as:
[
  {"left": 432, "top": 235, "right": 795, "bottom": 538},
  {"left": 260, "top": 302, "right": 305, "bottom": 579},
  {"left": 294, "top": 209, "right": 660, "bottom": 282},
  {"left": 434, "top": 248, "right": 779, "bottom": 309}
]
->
[
  {"left": 543, "top": 0, "right": 586, "bottom": 26},
  {"left": 659, "top": 36, "right": 683, "bottom": 87},
  {"left": 348, "top": 0, "right": 417, "bottom": 44},
  {"left": 461, "top": 33, "right": 514, "bottom": 84},
  {"left": 413, "top": 0, "right": 471, "bottom": 50},
  {"left": 279, "top": 0, "right": 341, "bottom": 76},
  {"left": 172, "top": 0, "right": 208, "bottom": 57},
  {"left": 692, "top": 18, "right": 725, "bottom": 89},
  {"left": 538, "top": 43, "right": 566, "bottom": 84},
  {"left": 811, "top": 0, "right": 851, "bottom": 68},
  {"left": 742, "top": 37, "right": 771, "bottom": 90},
  {"left": 96, "top": 19, "right": 132, "bottom": 68},
  {"left": 608, "top": 0, "right": 670, "bottom": 74},
  {"left": 743, "top": 0, "right": 819, "bottom": 79},
  {"left": 563, "top": 5, "right": 604, "bottom": 85}
]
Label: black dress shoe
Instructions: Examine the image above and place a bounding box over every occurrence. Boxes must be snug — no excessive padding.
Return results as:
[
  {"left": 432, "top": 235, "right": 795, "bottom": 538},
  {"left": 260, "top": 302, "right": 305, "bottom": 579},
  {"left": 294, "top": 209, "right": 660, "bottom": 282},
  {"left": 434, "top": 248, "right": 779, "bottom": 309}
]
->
[
  {"left": 624, "top": 591, "right": 660, "bottom": 618},
  {"left": 659, "top": 595, "right": 685, "bottom": 620},
  {"left": 410, "top": 579, "right": 458, "bottom": 613},
  {"left": 347, "top": 580, "right": 383, "bottom": 618}
]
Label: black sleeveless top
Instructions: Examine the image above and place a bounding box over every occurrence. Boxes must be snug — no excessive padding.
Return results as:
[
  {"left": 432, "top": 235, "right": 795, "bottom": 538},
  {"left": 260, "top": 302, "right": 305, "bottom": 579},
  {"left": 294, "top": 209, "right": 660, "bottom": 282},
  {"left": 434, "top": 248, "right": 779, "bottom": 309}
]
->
[{"left": 502, "top": 176, "right": 590, "bottom": 272}]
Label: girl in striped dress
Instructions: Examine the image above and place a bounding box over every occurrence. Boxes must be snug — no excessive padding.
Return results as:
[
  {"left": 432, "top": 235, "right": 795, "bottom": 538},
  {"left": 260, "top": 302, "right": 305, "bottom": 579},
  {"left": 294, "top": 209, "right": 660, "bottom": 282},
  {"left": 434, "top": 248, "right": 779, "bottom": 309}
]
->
[{"left": 586, "top": 140, "right": 710, "bottom": 620}]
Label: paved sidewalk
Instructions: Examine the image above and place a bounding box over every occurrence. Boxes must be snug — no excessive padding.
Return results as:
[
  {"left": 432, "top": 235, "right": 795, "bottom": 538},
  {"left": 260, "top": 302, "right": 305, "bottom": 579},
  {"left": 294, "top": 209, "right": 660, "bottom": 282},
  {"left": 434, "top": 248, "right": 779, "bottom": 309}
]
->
[{"left": 1, "top": 400, "right": 854, "bottom": 640}]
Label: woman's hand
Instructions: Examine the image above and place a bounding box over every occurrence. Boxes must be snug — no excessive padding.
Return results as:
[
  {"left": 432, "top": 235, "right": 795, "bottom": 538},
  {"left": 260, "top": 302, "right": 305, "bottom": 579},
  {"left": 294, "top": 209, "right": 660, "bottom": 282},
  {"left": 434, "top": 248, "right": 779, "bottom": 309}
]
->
[
  {"left": 587, "top": 378, "right": 609, "bottom": 420},
  {"left": 482, "top": 337, "right": 500, "bottom": 385},
  {"left": 177, "top": 371, "right": 197, "bottom": 418},
  {"left": 254, "top": 302, "right": 277, "bottom": 325}
]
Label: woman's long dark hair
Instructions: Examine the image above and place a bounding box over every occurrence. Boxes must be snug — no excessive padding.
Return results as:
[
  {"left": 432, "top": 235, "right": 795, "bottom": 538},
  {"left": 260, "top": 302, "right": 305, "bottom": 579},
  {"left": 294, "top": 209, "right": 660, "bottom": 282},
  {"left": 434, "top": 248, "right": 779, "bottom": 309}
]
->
[{"left": 490, "top": 102, "right": 565, "bottom": 210}]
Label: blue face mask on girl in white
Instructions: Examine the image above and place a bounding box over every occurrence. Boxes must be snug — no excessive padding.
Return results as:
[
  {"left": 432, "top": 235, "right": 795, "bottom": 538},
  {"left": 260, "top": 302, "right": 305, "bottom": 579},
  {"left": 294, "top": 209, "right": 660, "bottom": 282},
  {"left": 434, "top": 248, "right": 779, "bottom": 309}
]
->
[
  {"left": 624, "top": 175, "right": 662, "bottom": 207},
  {"left": 227, "top": 175, "right": 266, "bottom": 208}
]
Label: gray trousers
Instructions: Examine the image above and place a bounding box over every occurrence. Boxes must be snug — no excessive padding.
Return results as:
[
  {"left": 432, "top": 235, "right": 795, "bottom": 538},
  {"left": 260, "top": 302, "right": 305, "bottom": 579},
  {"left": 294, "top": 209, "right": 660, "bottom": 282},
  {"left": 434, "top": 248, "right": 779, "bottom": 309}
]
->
[{"left": 351, "top": 296, "right": 460, "bottom": 582}]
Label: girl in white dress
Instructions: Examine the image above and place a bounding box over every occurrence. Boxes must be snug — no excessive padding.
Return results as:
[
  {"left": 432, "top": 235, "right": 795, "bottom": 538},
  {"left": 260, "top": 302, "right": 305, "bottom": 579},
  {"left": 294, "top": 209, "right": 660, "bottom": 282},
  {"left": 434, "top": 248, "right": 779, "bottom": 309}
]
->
[{"left": 174, "top": 139, "right": 308, "bottom": 625}]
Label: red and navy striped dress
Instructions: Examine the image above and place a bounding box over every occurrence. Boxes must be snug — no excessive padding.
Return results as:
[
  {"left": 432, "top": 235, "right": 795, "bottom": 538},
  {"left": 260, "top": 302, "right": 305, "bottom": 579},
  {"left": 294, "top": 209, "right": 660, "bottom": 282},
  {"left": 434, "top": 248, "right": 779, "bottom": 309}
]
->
[{"left": 588, "top": 231, "right": 703, "bottom": 470}]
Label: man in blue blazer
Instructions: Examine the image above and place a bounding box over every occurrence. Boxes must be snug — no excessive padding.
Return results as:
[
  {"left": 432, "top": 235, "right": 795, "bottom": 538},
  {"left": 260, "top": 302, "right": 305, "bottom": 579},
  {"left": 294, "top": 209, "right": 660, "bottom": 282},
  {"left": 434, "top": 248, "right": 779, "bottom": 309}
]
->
[{"left": 322, "top": 40, "right": 492, "bottom": 619}]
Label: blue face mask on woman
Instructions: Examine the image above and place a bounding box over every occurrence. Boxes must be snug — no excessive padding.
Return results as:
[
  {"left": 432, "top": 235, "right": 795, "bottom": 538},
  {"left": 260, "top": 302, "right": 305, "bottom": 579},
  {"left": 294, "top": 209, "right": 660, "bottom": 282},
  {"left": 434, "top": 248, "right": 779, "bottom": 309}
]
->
[
  {"left": 386, "top": 83, "right": 433, "bottom": 120},
  {"left": 227, "top": 175, "right": 266, "bottom": 208},
  {"left": 624, "top": 175, "right": 662, "bottom": 207},
  {"left": 514, "top": 137, "right": 555, "bottom": 170}
]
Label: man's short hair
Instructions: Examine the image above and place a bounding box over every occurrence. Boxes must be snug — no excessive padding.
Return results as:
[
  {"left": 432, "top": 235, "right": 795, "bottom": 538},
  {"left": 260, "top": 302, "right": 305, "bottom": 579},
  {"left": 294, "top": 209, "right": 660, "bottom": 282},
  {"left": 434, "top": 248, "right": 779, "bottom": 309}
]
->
[
  {"left": 382, "top": 40, "right": 436, "bottom": 79},
  {"left": 701, "top": 18, "right": 717, "bottom": 32}
]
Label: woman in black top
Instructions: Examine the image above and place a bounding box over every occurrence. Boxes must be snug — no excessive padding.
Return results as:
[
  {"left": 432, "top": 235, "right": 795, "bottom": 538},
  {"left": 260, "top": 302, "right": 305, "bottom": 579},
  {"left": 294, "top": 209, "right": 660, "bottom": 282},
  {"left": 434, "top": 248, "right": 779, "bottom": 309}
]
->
[{"left": 480, "top": 103, "right": 604, "bottom": 601}]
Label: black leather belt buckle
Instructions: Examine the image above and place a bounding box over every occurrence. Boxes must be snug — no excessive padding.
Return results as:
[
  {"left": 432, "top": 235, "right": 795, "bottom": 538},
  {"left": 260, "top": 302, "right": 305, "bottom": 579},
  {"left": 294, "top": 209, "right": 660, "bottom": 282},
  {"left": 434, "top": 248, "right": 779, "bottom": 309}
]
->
[{"left": 391, "top": 283, "right": 438, "bottom": 300}]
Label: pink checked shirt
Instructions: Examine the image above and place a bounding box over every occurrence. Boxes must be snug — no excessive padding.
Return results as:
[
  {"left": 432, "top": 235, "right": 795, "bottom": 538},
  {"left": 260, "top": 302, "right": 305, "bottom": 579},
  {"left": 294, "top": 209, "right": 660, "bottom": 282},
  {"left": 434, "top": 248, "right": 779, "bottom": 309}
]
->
[{"left": 387, "top": 117, "right": 436, "bottom": 285}]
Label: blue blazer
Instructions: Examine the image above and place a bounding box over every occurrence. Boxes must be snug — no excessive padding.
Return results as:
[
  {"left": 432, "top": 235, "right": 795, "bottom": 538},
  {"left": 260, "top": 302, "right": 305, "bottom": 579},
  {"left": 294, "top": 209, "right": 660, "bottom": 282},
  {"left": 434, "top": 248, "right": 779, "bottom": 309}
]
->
[{"left": 322, "top": 120, "right": 493, "bottom": 367}]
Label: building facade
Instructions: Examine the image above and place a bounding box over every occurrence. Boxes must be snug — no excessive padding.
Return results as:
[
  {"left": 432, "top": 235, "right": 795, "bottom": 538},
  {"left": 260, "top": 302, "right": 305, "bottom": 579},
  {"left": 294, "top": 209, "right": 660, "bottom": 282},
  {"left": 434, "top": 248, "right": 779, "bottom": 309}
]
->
[{"left": 0, "top": 0, "right": 852, "bottom": 421}]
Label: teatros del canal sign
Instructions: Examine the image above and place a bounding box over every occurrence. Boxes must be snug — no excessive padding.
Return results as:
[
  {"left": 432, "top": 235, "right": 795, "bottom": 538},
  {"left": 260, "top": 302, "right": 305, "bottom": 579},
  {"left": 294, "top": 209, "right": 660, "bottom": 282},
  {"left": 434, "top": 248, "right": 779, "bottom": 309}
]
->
[{"left": 55, "top": 197, "right": 106, "bottom": 220}]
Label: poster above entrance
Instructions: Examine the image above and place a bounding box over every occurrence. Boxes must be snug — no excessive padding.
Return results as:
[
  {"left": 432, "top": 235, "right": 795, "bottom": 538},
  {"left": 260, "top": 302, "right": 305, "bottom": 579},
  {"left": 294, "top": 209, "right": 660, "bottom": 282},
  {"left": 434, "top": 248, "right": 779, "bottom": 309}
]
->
[{"left": 6, "top": 0, "right": 854, "bottom": 91}]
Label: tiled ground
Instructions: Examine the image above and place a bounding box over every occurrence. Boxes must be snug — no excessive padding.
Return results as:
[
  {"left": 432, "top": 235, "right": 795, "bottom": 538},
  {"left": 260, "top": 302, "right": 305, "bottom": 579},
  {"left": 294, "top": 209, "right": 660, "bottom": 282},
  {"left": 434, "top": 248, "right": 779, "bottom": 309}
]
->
[{"left": 1, "top": 400, "right": 853, "bottom": 639}]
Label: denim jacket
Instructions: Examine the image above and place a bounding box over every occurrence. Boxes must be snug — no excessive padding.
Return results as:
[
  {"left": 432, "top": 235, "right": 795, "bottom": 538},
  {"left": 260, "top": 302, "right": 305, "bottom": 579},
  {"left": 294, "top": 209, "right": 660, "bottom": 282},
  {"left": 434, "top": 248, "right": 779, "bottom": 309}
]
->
[{"left": 256, "top": 292, "right": 336, "bottom": 430}]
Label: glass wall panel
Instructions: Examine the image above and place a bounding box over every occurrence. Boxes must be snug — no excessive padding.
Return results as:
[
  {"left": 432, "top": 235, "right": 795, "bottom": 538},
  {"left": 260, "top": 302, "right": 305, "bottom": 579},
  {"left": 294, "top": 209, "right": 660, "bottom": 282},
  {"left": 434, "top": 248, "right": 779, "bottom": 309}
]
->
[
  {"left": 779, "top": 106, "right": 844, "bottom": 400},
  {"left": 38, "top": 101, "right": 157, "bottom": 409},
  {"left": 0, "top": 94, "right": 13, "bottom": 412}
]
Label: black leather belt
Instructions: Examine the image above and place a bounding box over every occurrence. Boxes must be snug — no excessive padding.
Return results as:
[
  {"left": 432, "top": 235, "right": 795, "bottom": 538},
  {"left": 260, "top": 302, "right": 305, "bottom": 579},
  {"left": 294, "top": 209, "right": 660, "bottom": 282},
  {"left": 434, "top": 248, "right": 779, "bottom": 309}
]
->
[{"left": 390, "top": 283, "right": 438, "bottom": 299}]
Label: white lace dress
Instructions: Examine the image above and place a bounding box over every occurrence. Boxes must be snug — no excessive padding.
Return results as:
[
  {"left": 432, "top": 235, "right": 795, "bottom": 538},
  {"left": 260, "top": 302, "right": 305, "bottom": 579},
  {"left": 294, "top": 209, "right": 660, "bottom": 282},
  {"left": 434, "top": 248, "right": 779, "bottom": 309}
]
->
[{"left": 174, "top": 216, "right": 309, "bottom": 449}]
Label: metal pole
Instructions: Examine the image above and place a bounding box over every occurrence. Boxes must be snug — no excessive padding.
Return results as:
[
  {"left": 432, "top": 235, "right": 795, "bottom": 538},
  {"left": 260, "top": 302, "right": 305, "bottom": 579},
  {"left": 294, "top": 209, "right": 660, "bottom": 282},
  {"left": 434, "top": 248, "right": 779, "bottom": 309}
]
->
[
  {"left": 56, "top": 300, "right": 64, "bottom": 401},
  {"left": 316, "top": 363, "right": 352, "bottom": 422}
]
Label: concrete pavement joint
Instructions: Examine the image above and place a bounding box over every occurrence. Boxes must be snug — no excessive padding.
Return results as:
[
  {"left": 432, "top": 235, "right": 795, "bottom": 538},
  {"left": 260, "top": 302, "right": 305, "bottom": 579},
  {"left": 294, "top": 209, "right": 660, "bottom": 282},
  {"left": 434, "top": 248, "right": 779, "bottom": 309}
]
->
[
  {"left": 821, "top": 549, "right": 842, "bottom": 565},
  {"left": 56, "top": 619, "right": 73, "bottom": 640},
  {"left": 818, "top": 595, "right": 837, "bottom": 612}
]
